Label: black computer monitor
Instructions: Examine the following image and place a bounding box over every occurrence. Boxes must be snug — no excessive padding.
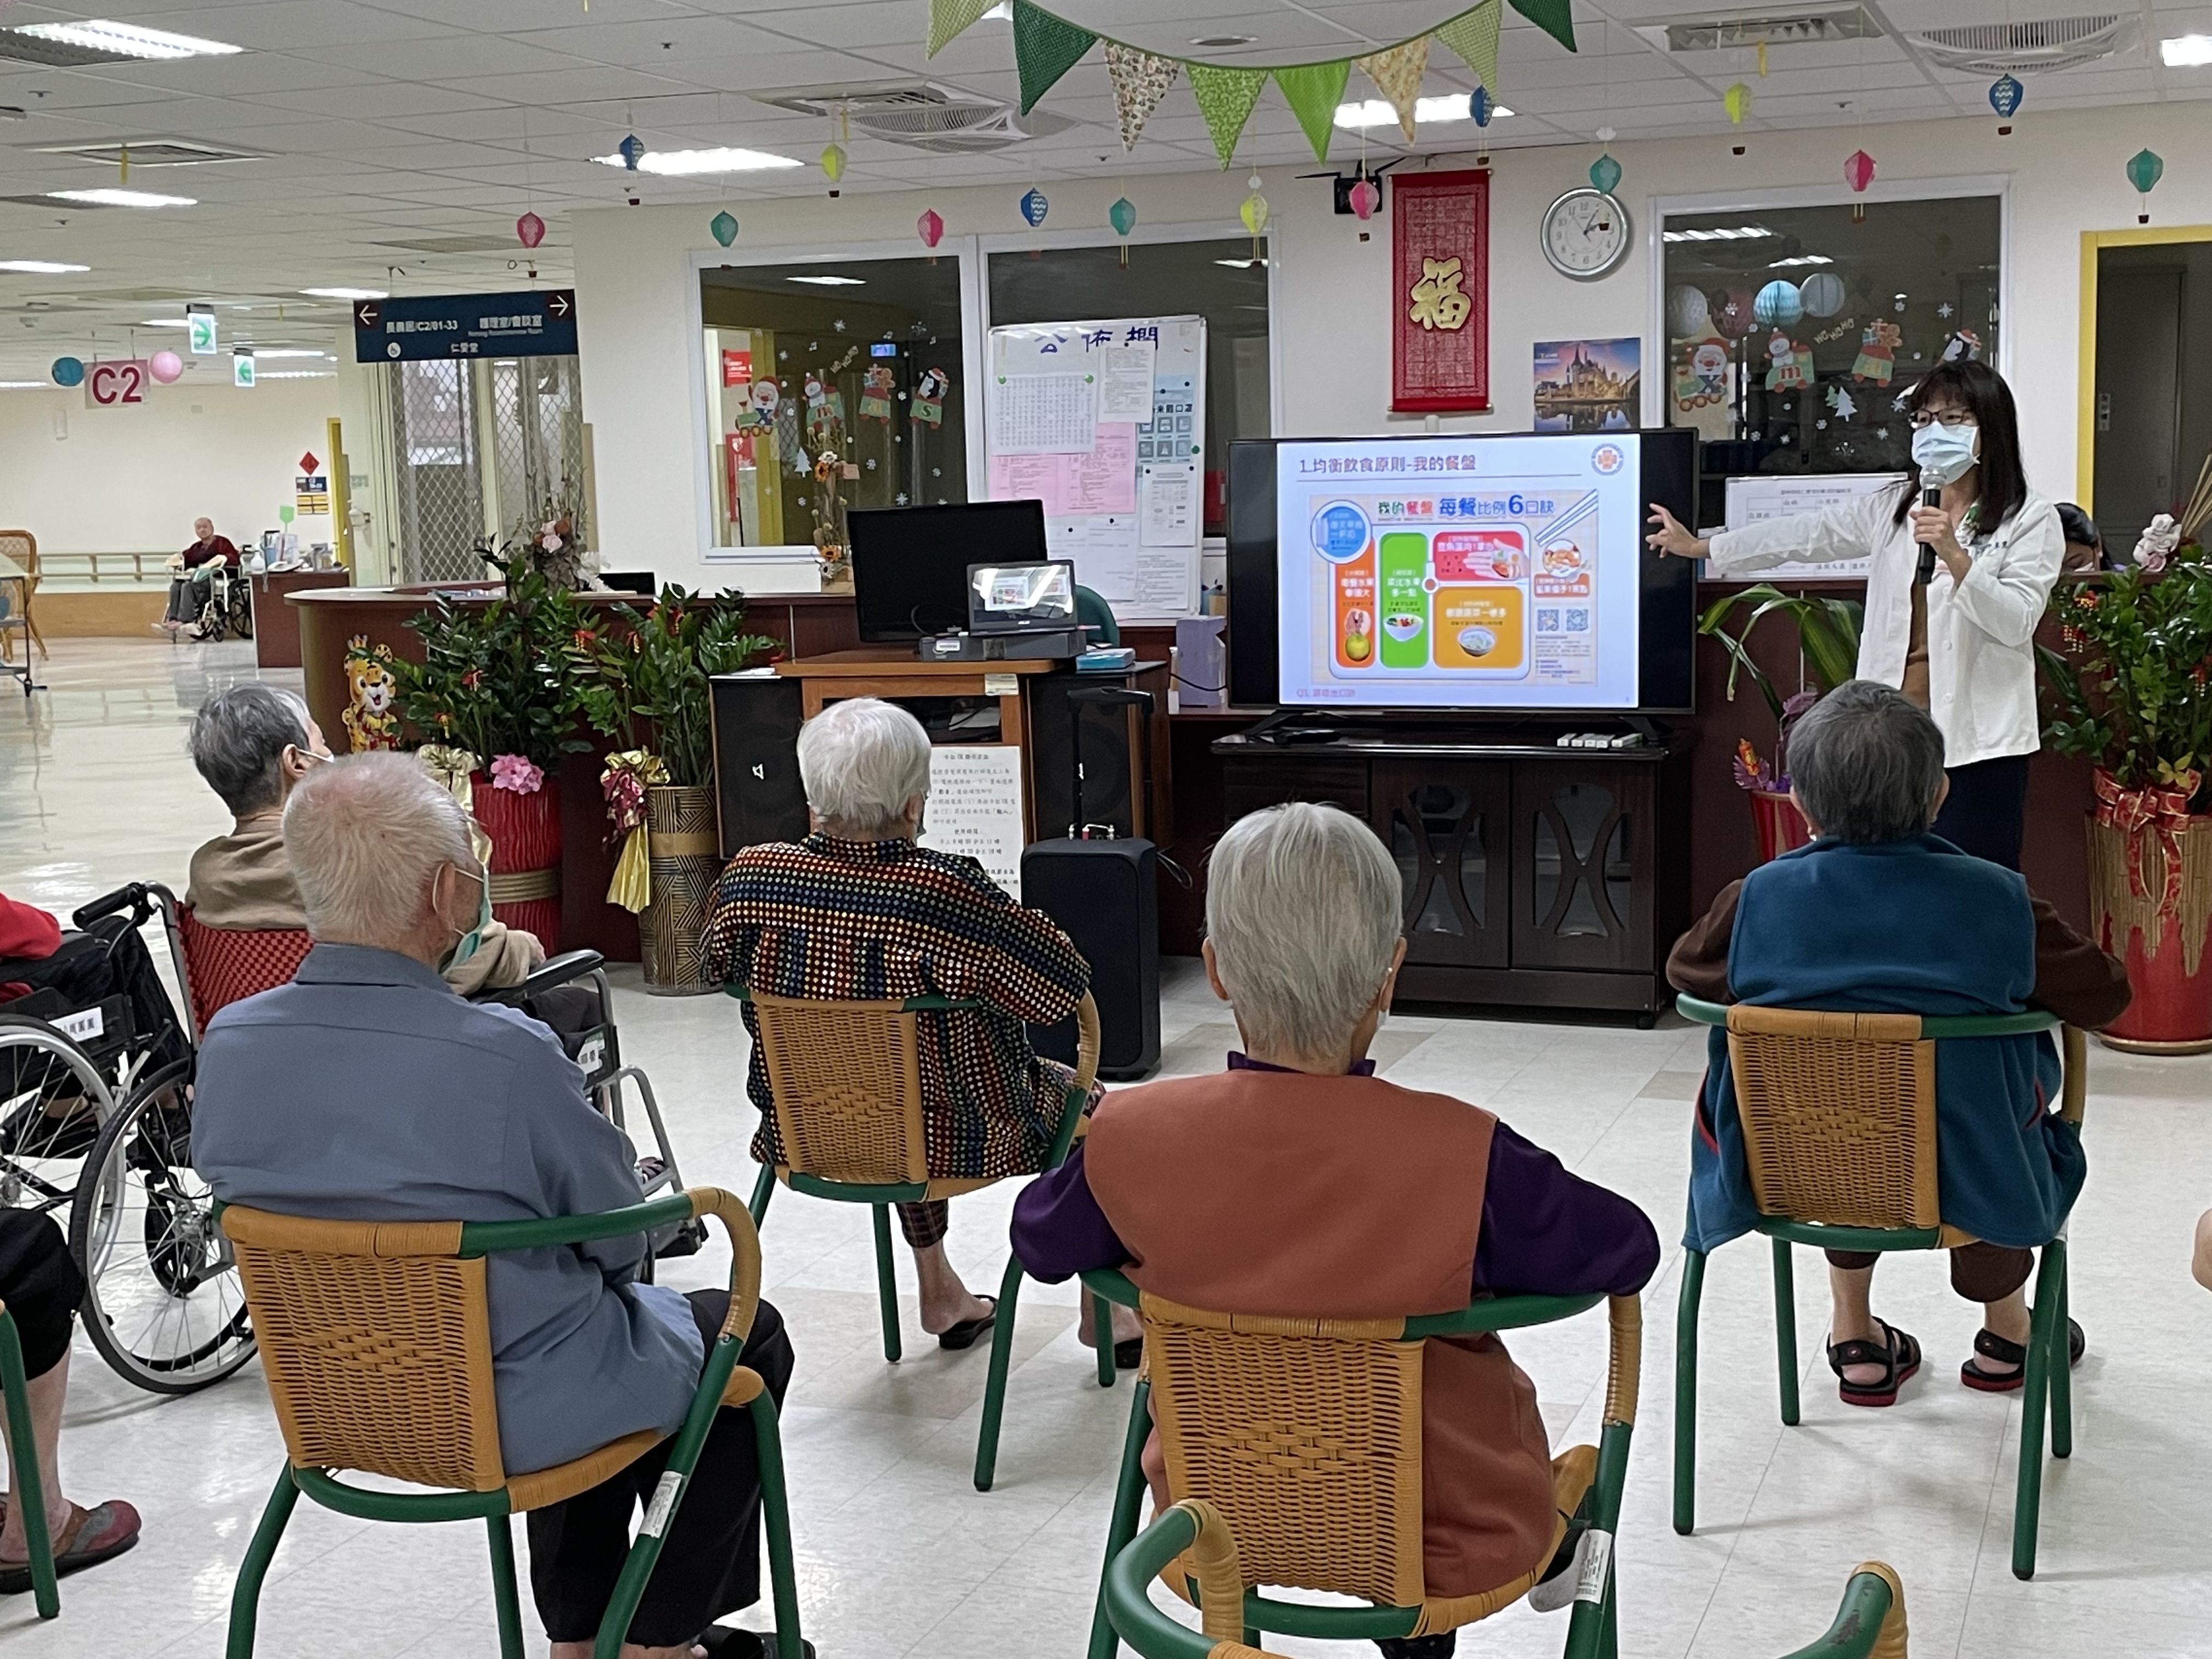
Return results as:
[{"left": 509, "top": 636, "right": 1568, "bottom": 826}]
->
[{"left": 849, "top": 500, "right": 1048, "bottom": 642}]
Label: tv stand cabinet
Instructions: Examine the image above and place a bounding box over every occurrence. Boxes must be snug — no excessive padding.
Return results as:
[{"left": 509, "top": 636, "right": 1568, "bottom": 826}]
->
[{"left": 1212, "top": 727, "right": 1692, "bottom": 1020}]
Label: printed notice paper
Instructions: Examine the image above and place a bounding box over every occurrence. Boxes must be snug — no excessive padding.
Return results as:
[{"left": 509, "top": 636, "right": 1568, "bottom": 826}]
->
[
  {"left": 1139, "top": 462, "right": 1197, "bottom": 546},
  {"left": 987, "top": 426, "right": 1137, "bottom": 516},
  {"left": 989, "top": 372, "right": 1096, "bottom": 455},
  {"left": 916, "top": 744, "right": 1026, "bottom": 899},
  {"left": 1096, "top": 340, "right": 1156, "bottom": 422}
]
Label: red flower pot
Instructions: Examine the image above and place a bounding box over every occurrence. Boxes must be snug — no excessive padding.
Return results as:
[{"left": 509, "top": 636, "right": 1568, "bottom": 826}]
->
[
  {"left": 471, "top": 769, "right": 562, "bottom": 954},
  {"left": 2087, "top": 785, "right": 2212, "bottom": 1053},
  {"left": 1747, "top": 788, "right": 1812, "bottom": 864}
]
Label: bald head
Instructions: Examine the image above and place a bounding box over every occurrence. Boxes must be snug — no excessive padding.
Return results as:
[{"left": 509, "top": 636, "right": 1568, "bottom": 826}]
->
[{"left": 284, "top": 751, "right": 478, "bottom": 962}]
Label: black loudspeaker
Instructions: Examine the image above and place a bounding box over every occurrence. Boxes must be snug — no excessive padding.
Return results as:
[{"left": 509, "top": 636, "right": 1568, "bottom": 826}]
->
[
  {"left": 1024, "top": 838, "right": 1160, "bottom": 1080},
  {"left": 708, "top": 673, "right": 808, "bottom": 857},
  {"left": 1028, "top": 673, "right": 1142, "bottom": 839}
]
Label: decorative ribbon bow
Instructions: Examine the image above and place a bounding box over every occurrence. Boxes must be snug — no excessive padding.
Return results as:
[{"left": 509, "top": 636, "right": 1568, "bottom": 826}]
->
[
  {"left": 417, "top": 744, "right": 481, "bottom": 814},
  {"left": 2094, "top": 769, "right": 2200, "bottom": 916},
  {"left": 600, "top": 749, "right": 669, "bottom": 914}
]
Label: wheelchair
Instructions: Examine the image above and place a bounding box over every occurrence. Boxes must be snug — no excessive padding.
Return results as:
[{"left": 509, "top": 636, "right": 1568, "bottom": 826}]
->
[{"left": 191, "top": 565, "right": 253, "bottom": 642}]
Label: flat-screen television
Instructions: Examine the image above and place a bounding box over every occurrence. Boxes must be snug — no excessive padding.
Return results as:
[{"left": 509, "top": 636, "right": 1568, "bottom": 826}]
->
[
  {"left": 1227, "top": 430, "right": 1699, "bottom": 714},
  {"left": 849, "top": 500, "right": 1048, "bottom": 641}
]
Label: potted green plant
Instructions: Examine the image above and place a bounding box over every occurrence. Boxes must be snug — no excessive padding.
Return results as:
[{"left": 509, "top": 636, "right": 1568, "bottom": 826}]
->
[
  {"left": 1697, "top": 583, "right": 1864, "bottom": 860},
  {"left": 2039, "top": 466, "right": 2212, "bottom": 1051},
  {"left": 571, "top": 586, "right": 775, "bottom": 991},
  {"left": 401, "top": 556, "right": 589, "bottom": 949}
]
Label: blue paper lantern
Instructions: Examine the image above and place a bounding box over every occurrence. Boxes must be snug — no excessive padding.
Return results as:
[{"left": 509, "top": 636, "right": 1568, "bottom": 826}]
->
[
  {"left": 1470, "top": 87, "right": 1494, "bottom": 127},
  {"left": 617, "top": 133, "right": 644, "bottom": 171},
  {"left": 50, "top": 356, "right": 83, "bottom": 388},
  {"left": 709, "top": 210, "right": 738, "bottom": 247},
  {"left": 1988, "top": 74, "right": 2022, "bottom": 120},
  {"left": 1752, "top": 279, "right": 1803, "bottom": 329},
  {"left": 1019, "top": 187, "right": 1048, "bottom": 228}
]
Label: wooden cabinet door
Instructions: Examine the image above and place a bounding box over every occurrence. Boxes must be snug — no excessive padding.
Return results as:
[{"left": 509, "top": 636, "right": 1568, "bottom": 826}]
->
[
  {"left": 1509, "top": 764, "right": 1654, "bottom": 972},
  {"left": 1370, "top": 760, "right": 1510, "bottom": 970}
]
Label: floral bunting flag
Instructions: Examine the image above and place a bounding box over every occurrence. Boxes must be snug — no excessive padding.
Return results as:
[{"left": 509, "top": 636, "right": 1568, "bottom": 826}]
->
[
  {"left": 1356, "top": 36, "right": 1428, "bottom": 141},
  {"left": 1104, "top": 42, "right": 1179, "bottom": 151},
  {"left": 1509, "top": 0, "right": 1577, "bottom": 53},
  {"left": 1273, "top": 59, "right": 1350, "bottom": 163},
  {"left": 1432, "top": 0, "right": 1502, "bottom": 95},
  {"left": 925, "top": 0, "right": 993, "bottom": 57},
  {"left": 1012, "top": 0, "right": 1098, "bottom": 114},
  {"left": 1187, "top": 61, "right": 1267, "bottom": 168}
]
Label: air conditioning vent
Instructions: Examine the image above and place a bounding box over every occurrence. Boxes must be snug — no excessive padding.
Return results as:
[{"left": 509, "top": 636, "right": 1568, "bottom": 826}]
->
[
  {"left": 754, "top": 81, "right": 974, "bottom": 119},
  {"left": 895, "top": 109, "right": 1077, "bottom": 151},
  {"left": 1637, "top": 8, "right": 1882, "bottom": 53},
  {"left": 753, "top": 80, "right": 1074, "bottom": 150},
  {"left": 35, "top": 138, "right": 258, "bottom": 167},
  {"left": 1907, "top": 15, "right": 2131, "bottom": 73}
]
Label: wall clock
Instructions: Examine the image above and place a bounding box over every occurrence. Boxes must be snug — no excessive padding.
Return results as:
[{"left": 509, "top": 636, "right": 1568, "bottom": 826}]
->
[{"left": 1542, "top": 186, "right": 1630, "bottom": 280}]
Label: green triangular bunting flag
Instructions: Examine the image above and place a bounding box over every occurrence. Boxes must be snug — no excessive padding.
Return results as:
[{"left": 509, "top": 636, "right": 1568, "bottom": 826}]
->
[
  {"left": 1273, "top": 59, "right": 1350, "bottom": 164},
  {"left": 1187, "top": 61, "right": 1267, "bottom": 169},
  {"left": 1013, "top": 0, "right": 1098, "bottom": 114},
  {"left": 1434, "top": 0, "right": 1502, "bottom": 92},
  {"left": 926, "top": 0, "right": 992, "bottom": 57},
  {"left": 1510, "top": 0, "right": 1577, "bottom": 53}
]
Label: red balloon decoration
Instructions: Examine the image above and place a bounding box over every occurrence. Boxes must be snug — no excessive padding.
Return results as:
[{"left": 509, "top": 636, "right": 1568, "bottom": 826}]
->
[
  {"left": 1843, "top": 149, "right": 1876, "bottom": 223},
  {"left": 917, "top": 208, "right": 944, "bottom": 250},
  {"left": 517, "top": 211, "right": 546, "bottom": 250}
]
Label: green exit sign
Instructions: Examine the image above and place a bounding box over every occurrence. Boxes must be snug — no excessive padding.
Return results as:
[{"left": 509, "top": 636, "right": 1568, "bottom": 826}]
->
[
  {"left": 232, "top": 352, "right": 255, "bottom": 388},
  {"left": 187, "top": 308, "right": 216, "bottom": 354}
]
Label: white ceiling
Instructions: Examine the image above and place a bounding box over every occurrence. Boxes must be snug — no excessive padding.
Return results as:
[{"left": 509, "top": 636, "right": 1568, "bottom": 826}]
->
[{"left": 0, "top": 0, "right": 2207, "bottom": 377}]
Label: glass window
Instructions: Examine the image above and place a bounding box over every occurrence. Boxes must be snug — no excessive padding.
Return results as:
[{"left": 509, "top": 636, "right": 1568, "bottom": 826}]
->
[
  {"left": 1660, "top": 196, "right": 2000, "bottom": 512},
  {"left": 987, "top": 237, "right": 1269, "bottom": 532},
  {"left": 700, "top": 257, "right": 966, "bottom": 551}
]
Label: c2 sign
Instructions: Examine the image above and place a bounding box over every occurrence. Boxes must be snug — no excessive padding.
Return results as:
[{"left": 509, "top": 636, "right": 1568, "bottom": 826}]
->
[{"left": 86, "top": 360, "right": 149, "bottom": 408}]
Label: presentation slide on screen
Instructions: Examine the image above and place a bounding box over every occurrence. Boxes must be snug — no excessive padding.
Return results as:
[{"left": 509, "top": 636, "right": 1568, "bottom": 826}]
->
[{"left": 1274, "top": 435, "right": 1647, "bottom": 712}]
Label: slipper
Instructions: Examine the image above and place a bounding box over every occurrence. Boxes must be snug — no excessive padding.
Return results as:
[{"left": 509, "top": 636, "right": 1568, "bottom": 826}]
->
[
  {"left": 1961, "top": 1317, "right": 2086, "bottom": 1393},
  {"left": 695, "top": 1626, "right": 816, "bottom": 1657},
  {"left": 936, "top": 1296, "right": 997, "bottom": 1352},
  {"left": 1113, "top": 1337, "right": 1142, "bottom": 1370},
  {"left": 1826, "top": 1318, "right": 1921, "bottom": 1409},
  {"left": 0, "top": 1499, "right": 140, "bottom": 1594}
]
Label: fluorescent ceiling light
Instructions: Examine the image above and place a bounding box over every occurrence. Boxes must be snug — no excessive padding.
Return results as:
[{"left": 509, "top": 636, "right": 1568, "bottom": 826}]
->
[
  {"left": 249, "top": 348, "right": 330, "bottom": 359},
  {"left": 1768, "top": 254, "right": 1833, "bottom": 267},
  {"left": 1215, "top": 257, "right": 1269, "bottom": 269},
  {"left": 47, "top": 187, "right": 194, "bottom": 207},
  {"left": 0, "top": 259, "right": 87, "bottom": 274},
  {"left": 258, "top": 370, "right": 335, "bottom": 379},
  {"left": 0, "top": 380, "right": 48, "bottom": 388},
  {"left": 984, "top": 2, "right": 1012, "bottom": 18},
  {"left": 1661, "top": 224, "right": 1775, "bottom": 242},
  {"left": 141, "top": 317, "right": 191, "bottom": 326},
  {"left": 2161, "top": 32, "right": 2212, "bottom": 66},
  {"left": 301, "top": 286, "right": 385, "bottom": 300},
  {"left": 12, "top": 19, "right": 241, "bottom": 59},
  {"left": 786, "top": 274, "right": 866, "bottom": 286},
  {"left": 591, "top": 146, "right": 800, "bottom": 177},
  {"left": 1334, "top": 93, "right": 1513, "bottom": 131}
]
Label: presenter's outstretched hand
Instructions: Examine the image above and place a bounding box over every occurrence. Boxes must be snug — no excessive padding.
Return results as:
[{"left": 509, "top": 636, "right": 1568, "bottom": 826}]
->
[{"left": 1645, "top": 504, "right": 1709, "bottom": 561}]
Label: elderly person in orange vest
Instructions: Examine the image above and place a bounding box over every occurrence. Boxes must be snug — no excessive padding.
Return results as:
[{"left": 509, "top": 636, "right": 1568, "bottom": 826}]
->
[{"left": 1012, "top": 802, "right": 1660, "bottom": 1655}]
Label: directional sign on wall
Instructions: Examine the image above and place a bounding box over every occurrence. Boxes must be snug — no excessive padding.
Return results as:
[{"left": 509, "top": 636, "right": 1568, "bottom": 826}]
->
[
  {"left": 233, "top": 351, "right": 256, "bottom": 388},
  {"left": 187, "top": 304, "right": 216, "bottom": 356},
  {"left": 352, "top": 290, "right": 578, "bottom": 363}
]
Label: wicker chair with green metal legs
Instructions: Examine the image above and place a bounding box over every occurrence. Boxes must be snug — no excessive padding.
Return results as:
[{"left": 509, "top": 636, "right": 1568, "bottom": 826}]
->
[
  {"left": 730, "top": 984, "right": 1104, "bottom": 1491},
  {"left": 1105, "top": 1502, "right": 1912, "bottom": 1659},
  {"left": 1672, "top": 995, "right": 2087, "bottom": 1581},
  {"left": 0, "top": 1304, "right": 59, "bottom": 1620},
  {"left": 217, "top": 1186, "right": 804, "bottom": 1659},
  {"left": 1081, "top": 1267, "right": 1641, "bottom": 1659}
]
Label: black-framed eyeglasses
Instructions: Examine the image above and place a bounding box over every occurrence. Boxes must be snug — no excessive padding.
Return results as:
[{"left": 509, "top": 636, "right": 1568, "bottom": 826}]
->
[{"left": 1908, "top": 408, "right": 1974, "bottom": 429}]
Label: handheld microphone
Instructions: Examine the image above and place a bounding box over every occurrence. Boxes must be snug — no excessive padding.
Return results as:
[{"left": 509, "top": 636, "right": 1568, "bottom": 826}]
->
[{"left": 1916, "top": 483, "right": 1941, "bottom": 585}]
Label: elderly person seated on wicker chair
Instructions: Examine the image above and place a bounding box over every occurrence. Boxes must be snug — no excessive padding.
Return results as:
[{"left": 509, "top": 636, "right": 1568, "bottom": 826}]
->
[
  {"left": 191, "top": 752, "right": 794, "bottom": 1659},
  {"left": 1011, "top": 802, "right": 1660, "bottom": 1658},
  {"left": 1668, "top": 680, "right": 2131, "bottom": 1408},
  {"left": 704, "top": 696, "right": 1119, "bottom": 1355}
]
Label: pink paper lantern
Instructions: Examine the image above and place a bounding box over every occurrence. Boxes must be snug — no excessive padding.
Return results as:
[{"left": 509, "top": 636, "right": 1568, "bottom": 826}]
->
[
  {"left": 1843, "top": 149, "right": 1877, "bottom": 194},
  {"left": 1348, "top": 178, "right": 1380, "bottom": 221},
  {"left": 516, "top": 211, "right": 546, "bottom": 250},
  {"left": 148, "top": 349, "right": 183, "bottom": 384},
  {"left": 917, "top": 208, "right": 944, "bottom": 249}
]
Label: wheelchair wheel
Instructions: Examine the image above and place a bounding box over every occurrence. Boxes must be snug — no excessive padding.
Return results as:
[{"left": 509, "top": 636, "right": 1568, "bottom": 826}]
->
[
  {"left": 71, "top": 1058, "right": 256, "bottom": 1394},
  {"left": 0, "top": 1014, "right": 117, "bottom": 1228}
]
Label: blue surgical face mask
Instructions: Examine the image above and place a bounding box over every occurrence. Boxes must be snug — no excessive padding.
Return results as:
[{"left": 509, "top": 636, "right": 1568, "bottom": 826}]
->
[
  {"left": 439, "top": 862, "right": 492, "bottom": 972},
  {"left": 1910, "top": 420, "right": 1980, "bottom": 487}
]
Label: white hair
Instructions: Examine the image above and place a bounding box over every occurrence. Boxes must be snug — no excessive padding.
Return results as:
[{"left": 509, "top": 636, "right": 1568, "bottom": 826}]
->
[
  {"left": 1205, "top": 802, "right": 1404, "bottom": 1059},
  {"left": 797, "top": 697, "right": 933, "bottom": 837},
  {"left": 284, "top": 751, "right": 475, "bottom": 946}
]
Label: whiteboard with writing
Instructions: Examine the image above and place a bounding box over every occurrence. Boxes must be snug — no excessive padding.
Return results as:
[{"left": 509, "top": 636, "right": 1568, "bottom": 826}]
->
[
  {"left": 986, "top": 315, "right": 1206, "bottom": 623},
  {"left": 1711, "top": 472, "right": 1907, "bottom": 582},
  {"left": 916, "top": 743, "right": 1026, "bottom": 899}
]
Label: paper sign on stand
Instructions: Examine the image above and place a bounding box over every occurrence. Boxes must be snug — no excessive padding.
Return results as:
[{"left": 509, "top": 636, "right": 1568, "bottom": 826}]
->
[{"left": 915, "top": 744, "right": 1026, "bottom": 899}]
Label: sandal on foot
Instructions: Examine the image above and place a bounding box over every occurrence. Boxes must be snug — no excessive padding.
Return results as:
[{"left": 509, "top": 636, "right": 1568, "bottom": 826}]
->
[
  {"left": 1826, "top": 1319, "right": 1921, "bottom": 1408},
  {"left": 0, "top": 1500, "right": 140, "bottom": 1593},
  {"left": 1961, "top": 1317, "right": 2086, "bottom": 1392},
  {"left": 695, "top": 1626, "right": 817, "bottom": 1657},
  {"left": 935, "top": 1296, "right": 997, "bottom": 1352}
]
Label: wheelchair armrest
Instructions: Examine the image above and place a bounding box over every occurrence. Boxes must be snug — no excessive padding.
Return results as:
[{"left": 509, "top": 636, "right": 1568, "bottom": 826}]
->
[
  {"left": 72, "top": 882, "right": 164, "bottom": 930},
  {"left": 472, "top": 948, "right": 606, "bottom": 1007}
]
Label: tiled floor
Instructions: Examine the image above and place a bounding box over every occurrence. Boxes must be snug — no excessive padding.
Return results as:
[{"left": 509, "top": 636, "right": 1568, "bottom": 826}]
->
[{"left": 3, "top": 638, "right": 2210, "bottom": 1656}]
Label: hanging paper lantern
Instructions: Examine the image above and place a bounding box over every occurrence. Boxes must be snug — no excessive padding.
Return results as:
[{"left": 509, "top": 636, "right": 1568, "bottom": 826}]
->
[
  {"left": 617, "top": 133, "right": 644, "bottom": 171},
  {"left": 1470, "top": 87, "right": 1494, "bottom": 127},
  {"left": 821, "top": 142, "right": 847, "bottom": 185},
  {"left": 148, "top": 349, "right": 183, "bottom": 384},
  {"left": 1108, "top": 196, "right": 1137, "bottom": 239},
  {"left": 1753, "top": 279, "right": 1803, "bottom": 329},
  {"left": 1666, "top": 285, "right": 1709, "bottom": 338},
  {"left": 516, "top": 211, "right": 545, "bottom": 250},
  {"left": 50, "top": 356, "right": 83, "bottom": 388},
  {"left": 1019, "top": 187, "right": 1049, "bottom": 228},
  {"left": 2130, "top": 147, "right": 2164, "bottom": 222},
  {"left": 1349, "top": 177, "right": 1380, "bottom": 221},
  {"left": 1798, "top": 270, "right": 1847, "bottom": 319},
  {"left": 917, "top": 208, "right": 944, "bottom": 249},
  {"left": 1709, "top": 287, "right": 1755, "bottom": 341},
  {"left": 1988, "top": 72, "right": 2022, "bottom": 133},
  {"left": 1589, "top": 153, "right": 1622, "bottom": 194},
  {"left": 1843, "top": 149, "right": 1877, "bottom": 193},
  {"left": 710, "top": 210, "right": 739, "bottom": 248},
  {"left": 1723, "top": 82, "right": 1753, "bottom": 123}
]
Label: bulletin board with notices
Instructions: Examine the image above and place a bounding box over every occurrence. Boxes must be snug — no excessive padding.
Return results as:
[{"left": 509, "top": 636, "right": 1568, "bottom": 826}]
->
[{"left": 984, "top": 314, "right": 1205, "bottom": 623}]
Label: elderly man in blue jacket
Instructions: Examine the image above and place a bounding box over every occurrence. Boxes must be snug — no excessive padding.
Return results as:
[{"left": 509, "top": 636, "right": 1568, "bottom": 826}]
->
[{"left": 1668, "top": 681, "right": 2129, "bottom": 1408}]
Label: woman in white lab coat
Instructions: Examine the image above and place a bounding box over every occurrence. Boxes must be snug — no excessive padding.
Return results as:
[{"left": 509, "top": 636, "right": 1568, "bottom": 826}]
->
[{"left": 1646, "top": 360, "right": 2063, "bottom": 869}]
